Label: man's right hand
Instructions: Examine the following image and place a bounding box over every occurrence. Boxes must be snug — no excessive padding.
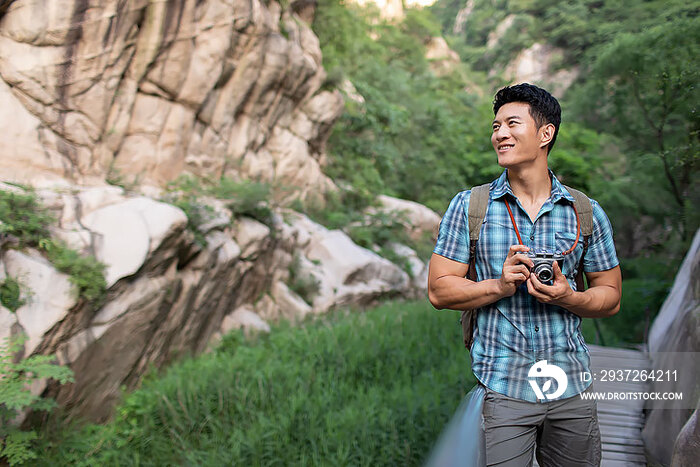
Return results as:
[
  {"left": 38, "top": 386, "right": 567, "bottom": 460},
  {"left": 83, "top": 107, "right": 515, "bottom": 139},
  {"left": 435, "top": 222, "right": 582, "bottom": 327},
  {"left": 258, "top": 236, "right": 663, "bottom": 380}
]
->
[{"left": 497, "top": 245, "right": 533, "bottom": 297}]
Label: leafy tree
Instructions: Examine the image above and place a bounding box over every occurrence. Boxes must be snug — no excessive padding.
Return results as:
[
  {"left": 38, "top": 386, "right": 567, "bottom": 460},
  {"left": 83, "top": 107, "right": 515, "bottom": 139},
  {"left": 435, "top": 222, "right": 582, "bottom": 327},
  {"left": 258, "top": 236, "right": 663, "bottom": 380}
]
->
[{"left": 573, "top": 18, "right": 699, "bottom": 241}]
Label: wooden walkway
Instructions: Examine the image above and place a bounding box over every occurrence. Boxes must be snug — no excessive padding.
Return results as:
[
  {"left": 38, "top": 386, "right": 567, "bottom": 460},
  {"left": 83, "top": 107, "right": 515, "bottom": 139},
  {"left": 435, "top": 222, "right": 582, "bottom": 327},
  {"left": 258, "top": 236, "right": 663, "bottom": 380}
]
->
[{"left": 534, "top": 344, "right": 650, "bottom": 467}]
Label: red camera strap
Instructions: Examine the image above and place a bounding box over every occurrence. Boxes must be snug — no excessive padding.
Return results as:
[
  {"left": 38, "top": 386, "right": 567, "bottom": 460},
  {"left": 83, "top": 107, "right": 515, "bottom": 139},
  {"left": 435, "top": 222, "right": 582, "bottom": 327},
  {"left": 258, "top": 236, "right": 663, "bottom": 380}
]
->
[{"left": 504, "top": 199, "right": 580, "bottom": 256}]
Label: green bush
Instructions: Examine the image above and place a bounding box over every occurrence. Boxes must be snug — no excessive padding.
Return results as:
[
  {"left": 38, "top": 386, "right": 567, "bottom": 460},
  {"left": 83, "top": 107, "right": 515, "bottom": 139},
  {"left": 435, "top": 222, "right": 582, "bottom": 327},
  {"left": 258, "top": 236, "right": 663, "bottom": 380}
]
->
[
  {"left": 210, "top": 178, "right": 272, "bottom": 225},
  {"left": 164, "top": 176, "right": 274, "bottom": 247},
  {"left": 39, "top": 240, "right": 107, "bottom": 304},
  {"left": 1, "top": 335, "right": 74, "bottom": 466},
  {"left": 162, "top": 184, "right": 215, "bottom": 248},
  {"left": 36, "top": 301, "right": 474, "bottom": 465},
  {"left": 0, "top": 190, "right": 53, "bottom": 247},
  {"left": 0, "top": 277, "right": 26, "bottom": 312},
  {"left": 402, "top": 8, "right": 443, "bottom": 44},
  {"left": 300, "top": 185, "right": 374, "bottom": 230},
  {"left": 0, "top": 189, "right": 107, "bottom": 305}
]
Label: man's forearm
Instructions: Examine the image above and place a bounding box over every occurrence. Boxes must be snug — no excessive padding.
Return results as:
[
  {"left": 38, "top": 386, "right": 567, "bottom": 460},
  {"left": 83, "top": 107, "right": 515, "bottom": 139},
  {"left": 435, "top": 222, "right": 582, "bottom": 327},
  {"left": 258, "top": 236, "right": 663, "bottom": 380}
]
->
[
  {"left": 556, "top": 285, "right": 621, "bottom": 318},
  {"left": 429, "top": 276, "right": 507, "bottom": 311}
]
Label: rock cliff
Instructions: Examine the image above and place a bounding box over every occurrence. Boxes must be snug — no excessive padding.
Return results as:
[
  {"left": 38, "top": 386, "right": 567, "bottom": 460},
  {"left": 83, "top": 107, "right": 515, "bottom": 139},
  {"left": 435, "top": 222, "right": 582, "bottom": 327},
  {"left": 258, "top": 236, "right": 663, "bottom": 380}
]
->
[{"left": 0, "top": 0, "right": 343, "bottom": 201}]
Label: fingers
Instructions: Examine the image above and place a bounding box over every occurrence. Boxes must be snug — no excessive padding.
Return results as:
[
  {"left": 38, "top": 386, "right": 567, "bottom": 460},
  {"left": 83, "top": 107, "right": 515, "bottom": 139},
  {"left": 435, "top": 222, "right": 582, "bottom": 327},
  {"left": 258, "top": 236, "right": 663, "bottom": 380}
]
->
[
  {"left": 506, "top": 244, "right": 530, "bottom": 258},
  {"left": 526, "top": 275, "right": 545, "bottom": 298},
  {"left": 499, "top": 250, "right": 532, "bottom": 296},
  {"left": 527, "top": 264, "right": 573, "bottom": 305},
  {"left": 527, "top": 273, "right": 555, "bottom": 302},
  {"left": 505, "top": 263, "right": 530, "bottom": 276},
  {"left": 506, "top": 245, "right": 533, "bottom": 268},
  {"left": 504, "top": 264, "right": 530, "bottom": 283},
  {"left": 528, "top": 271, "right": 547, "bottom": 292}
]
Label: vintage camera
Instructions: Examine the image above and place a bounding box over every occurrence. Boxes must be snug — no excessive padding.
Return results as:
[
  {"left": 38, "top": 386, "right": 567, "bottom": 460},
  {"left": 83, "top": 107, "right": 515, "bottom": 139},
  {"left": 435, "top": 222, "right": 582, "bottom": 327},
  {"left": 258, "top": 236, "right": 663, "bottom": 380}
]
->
[{"left": 526, "top": 248, "right": 564, "bottom": 284}]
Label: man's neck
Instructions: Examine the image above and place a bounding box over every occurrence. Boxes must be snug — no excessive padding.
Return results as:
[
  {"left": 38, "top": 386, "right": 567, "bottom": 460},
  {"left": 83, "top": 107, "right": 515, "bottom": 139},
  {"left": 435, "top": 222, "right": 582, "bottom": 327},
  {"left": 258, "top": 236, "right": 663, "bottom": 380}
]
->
[{"left": 506, "top": 165, "right": 552, "bottom": 220}]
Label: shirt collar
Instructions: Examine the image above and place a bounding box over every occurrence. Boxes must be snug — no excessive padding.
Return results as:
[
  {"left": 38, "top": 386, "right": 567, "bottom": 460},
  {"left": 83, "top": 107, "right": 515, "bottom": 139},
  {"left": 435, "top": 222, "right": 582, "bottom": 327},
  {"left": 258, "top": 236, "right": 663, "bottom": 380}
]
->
[{"left": 489, "top": 169, "right": 576, "bottom": 204}]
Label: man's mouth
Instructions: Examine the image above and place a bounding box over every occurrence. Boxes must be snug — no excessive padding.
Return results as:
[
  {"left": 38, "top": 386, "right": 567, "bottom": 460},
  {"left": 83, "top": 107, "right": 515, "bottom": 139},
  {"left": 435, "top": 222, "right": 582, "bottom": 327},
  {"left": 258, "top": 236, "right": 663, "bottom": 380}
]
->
[{"left": 498, "top": 143, "right": 515, "bottom": 151}]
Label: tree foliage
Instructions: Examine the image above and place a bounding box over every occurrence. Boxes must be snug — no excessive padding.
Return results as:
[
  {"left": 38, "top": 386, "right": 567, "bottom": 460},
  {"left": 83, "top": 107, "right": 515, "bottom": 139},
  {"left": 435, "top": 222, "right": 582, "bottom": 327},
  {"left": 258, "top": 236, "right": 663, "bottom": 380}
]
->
[
  {"left": 1, "top": 336, "right": 74, "bottom": 465},
  {"left": 572, "top": 18, "right": 699, "bottom": 241}
]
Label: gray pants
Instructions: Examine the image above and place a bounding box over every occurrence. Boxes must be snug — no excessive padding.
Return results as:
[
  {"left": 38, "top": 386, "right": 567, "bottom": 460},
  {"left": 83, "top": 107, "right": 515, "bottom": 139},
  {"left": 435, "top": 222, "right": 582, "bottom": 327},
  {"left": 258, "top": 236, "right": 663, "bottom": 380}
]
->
[{"left": 482, "top": 385, "right": 601, "bottom": 467}]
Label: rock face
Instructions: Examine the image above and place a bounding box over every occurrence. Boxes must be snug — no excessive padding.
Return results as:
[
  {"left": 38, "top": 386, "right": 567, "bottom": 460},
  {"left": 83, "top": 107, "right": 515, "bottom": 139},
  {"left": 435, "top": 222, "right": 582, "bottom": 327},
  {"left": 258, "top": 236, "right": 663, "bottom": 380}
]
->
[
  {"left": 502, "top": 43, "right": 578, "bottom": 97},
  {"left": 0, "top": 184, "right": 421, "bottom": 422},
  {"left": 452, "top": 0, "right": 474, "bottom": 35},
  {"left": 0, "top": 0, "right": 343, "bottom": 200},
  {"left": 672, "top": 398, "right": 700, "bottom": 467},
  {"left": 643, "top": 228, "right": 700, "bottom": 466},
  {"left": 425, "top": 37, "right": 460, "bottom": 76},
  {"left": 482, "top": 15, "right": 578, "bottom": 96}
]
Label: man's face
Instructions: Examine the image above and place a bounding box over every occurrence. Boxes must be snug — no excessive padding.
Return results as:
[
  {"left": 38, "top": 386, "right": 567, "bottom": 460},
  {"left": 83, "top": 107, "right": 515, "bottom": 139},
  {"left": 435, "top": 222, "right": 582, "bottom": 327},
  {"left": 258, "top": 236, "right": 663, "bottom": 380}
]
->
[{"left": 491, "top": 102, "right": 548, "bottom": 168}]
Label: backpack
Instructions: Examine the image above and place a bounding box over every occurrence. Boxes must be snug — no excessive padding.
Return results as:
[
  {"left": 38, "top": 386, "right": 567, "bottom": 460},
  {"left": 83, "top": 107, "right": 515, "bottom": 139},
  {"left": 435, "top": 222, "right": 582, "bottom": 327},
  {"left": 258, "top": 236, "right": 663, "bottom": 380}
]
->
[{"left": 459, "top": 183, "right": 594, "bottom": 350}]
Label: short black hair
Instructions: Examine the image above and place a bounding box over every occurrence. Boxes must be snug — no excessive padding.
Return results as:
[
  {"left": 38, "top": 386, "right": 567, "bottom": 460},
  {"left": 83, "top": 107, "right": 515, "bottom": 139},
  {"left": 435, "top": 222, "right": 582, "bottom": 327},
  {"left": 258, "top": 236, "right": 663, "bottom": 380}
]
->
[{"left": 493, "top": 83, "right": 561, "bottom": 154}]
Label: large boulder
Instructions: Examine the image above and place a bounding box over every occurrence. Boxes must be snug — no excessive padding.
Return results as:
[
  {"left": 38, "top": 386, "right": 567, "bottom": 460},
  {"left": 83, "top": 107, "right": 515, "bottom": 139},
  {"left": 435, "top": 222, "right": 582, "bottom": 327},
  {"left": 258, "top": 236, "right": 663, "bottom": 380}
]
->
[
  {"left": 0, "top": 304, "right": 18, "bottom": 347},
  {"left": 376, "top": 194, "right": 441, "bottom": 243},
  {"left": 4, "top": 249, "right": 77, "bottom": 355},
  {"left": 79, "top": 197, "right": 187, "bottom": 286},
  {"left": 278, "top": 209, "right": 410, "bottom": 313}
]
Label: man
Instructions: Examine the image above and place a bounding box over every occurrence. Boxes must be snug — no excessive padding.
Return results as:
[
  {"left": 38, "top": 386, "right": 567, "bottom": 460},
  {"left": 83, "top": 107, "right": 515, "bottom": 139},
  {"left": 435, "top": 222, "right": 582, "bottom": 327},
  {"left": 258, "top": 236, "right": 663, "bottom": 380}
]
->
[{"left": 428, "top": 83, "right": 621, "bottom": 467}]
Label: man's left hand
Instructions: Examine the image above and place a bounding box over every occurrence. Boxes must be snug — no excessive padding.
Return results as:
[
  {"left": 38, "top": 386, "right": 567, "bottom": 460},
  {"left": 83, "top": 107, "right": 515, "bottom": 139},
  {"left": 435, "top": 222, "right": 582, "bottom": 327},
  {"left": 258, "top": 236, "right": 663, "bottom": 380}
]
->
[{"left": 526, "top": 261, "right": 575, "bottom": 307}]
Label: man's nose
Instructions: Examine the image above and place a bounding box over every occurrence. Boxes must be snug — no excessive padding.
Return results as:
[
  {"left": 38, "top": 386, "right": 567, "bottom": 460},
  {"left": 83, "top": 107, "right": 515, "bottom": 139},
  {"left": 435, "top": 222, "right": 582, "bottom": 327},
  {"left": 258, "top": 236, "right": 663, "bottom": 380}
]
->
[{"left": 495, "top": 126, "right": 510, "bottom": 140}]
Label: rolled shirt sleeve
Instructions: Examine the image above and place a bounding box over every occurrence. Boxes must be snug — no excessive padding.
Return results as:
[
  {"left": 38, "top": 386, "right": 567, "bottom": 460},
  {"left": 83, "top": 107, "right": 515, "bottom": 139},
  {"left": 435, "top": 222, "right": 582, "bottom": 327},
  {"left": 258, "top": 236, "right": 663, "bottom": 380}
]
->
[
  {"left": 583, "top": 200, "right": 620, "bottom": 273},
  {"left": 433, "top": 191, "right": 471, "bottom": 264}
]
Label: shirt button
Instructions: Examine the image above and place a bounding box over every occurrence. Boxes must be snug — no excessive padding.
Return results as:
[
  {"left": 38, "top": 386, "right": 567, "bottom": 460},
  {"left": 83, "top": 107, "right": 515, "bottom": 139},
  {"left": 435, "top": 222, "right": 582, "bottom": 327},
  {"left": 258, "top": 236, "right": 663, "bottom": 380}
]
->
[
  {"left": 530, "top": 234, "right": 535, "bottom": 241},
  {"left": 535, "top": 326, "right": 539, "bottom": 332}
]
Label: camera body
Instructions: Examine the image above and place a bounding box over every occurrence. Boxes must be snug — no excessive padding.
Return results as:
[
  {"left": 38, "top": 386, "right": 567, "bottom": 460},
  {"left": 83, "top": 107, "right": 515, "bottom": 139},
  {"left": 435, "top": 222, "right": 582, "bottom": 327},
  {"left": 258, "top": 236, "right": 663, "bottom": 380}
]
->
[{"left": 527, "top": 248, "right": 564, "bottom": 284}]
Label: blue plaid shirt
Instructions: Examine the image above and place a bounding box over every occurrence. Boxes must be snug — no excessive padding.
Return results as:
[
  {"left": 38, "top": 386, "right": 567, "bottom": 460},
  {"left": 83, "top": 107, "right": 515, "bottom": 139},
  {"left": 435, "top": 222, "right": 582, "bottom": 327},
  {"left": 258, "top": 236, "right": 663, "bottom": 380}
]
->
[{"left": 434, "top": 169, "right": 619, "bottom": 402}]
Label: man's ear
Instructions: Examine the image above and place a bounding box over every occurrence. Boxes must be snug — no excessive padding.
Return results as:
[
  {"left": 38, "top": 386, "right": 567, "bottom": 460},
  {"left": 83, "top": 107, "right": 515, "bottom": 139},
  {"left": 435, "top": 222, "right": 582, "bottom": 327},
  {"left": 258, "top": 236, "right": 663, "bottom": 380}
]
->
[{"left": 539, "top": 123, "right": 555, "bottom": 149}]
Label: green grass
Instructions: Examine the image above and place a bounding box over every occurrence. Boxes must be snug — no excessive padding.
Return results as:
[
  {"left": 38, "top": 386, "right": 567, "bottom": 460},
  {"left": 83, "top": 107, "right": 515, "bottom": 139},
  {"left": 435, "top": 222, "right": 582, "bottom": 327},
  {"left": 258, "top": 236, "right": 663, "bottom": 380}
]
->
[{"left": 36, "top": 300, "right": 474, "bottom": 466}]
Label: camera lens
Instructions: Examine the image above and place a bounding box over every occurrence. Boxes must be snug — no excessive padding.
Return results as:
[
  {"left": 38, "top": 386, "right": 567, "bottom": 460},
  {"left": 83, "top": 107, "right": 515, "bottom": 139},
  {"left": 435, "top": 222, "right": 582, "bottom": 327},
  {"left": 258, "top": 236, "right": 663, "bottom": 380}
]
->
[{"left": 534, "top": 263, "right": 553, "bottom": 282}]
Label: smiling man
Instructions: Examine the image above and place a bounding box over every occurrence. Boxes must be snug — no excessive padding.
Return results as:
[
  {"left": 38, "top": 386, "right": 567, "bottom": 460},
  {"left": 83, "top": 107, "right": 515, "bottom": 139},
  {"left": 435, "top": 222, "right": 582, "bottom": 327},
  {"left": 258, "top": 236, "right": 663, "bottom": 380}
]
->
[{"left": 428, "top": 83, "right": 622, "bottom": 466}]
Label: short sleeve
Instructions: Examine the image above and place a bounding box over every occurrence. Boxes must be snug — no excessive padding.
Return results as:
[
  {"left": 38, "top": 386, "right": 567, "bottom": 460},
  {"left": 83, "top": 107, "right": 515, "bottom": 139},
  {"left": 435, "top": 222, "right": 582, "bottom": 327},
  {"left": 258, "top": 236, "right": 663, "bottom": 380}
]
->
[
  {"left": 583, "top": 200, "right": 620, "bottom": 272},
  {"left": 433, "top": 191, "right": 470, "bottom": 264}
]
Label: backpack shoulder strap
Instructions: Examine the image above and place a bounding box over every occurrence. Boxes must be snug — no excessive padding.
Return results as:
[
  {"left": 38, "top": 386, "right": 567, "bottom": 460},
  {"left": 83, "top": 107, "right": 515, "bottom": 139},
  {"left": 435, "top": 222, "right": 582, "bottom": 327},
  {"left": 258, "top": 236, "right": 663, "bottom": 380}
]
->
[
  {"left": 563, "top": 185, "right": 594, "bottom": 237},
  {"left": 460, "top": 183, "right": 490, "bottom": 349},
  {"left": 468, "top": 184, "right": 491, "bottom": 242},
  {"left": 563, "top": 185, "right": 594, "bottom": 290},
  {"left": 467, "top": 183, "right": 490, "bottom": 281}
]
